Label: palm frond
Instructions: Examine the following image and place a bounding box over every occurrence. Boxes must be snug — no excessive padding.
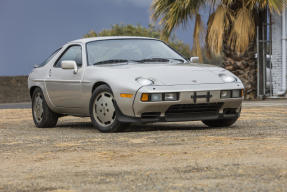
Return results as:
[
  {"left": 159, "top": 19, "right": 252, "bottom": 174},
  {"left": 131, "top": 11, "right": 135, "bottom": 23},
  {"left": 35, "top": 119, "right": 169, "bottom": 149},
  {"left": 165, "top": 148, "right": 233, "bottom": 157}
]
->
[
  {"left": 228, "top": 7, "right": 255, "bottom": 54},
  {"left": 246, "top": 0, "right": 286, "bottom": 13},
  {"left": 206, "top": 5, "right": 233, "bottom": 55},
  {"left": 151, "top": 0, "right": 205, "bottom": 38},
  {"left": 191, "top": 13, "right": 204, "bottom": 61}
]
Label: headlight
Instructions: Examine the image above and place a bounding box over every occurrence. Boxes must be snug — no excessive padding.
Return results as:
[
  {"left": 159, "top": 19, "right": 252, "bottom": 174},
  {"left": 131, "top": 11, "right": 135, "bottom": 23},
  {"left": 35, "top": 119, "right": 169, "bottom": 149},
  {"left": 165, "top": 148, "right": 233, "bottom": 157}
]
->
[
  {"left": 221, "top": 89, "right": 243, "bottom": 99},
  {"left": 221, "top": 90, "right": 232, "bottom": 99},
  {"left": 164, "top": 93, "right": 178, "bottom": 101},
  {"left": 151, "top": 93, "right": 162, "bottom": 101},
  {"left": 232, "top": 90, "right": 241, "bottom": 98},
  {"left": 219, "top": 74, "right": 237, "bottom": 83},
  {"left": 141, "top": 92, "right": 179, "bottom": 102},
  {"left": 136, "top": 77, "right": 154, "bottom": 86}
]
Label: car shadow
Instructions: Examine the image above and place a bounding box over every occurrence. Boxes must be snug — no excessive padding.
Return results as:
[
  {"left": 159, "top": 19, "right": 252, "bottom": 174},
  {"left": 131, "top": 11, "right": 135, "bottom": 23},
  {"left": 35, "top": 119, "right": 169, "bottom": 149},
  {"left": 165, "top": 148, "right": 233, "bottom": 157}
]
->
[
  {"left": 56, "top": 121, "right": 233, "bottom": 133},
  {"left": 56, "top": 122, "right": 94, "bottom": 130},
  {"left": 122, "top": 123, "right": 236, "bottom": 132}
]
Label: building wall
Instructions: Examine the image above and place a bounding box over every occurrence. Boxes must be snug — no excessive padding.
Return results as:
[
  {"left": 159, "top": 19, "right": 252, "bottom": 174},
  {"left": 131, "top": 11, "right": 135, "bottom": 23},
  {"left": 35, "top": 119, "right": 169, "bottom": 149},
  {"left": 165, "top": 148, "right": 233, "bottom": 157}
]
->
[
  {"left": 271, "top": 13, "right": 282, "bottom": 94},
  {"left": 271, "top": 12, "right": 287, "bottom": 96}
]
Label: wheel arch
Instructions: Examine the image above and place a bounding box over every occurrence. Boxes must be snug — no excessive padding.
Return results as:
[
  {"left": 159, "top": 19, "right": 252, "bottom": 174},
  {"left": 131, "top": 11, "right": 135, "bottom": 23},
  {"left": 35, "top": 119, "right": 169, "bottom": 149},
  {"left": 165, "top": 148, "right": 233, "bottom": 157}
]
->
[
  {"left": 92, "top": 81, "right": 112, "bottom": 93},
  {"left": 90, "top": 81, "right": 135, "bottom": 118},
  {"left": 30, "top": 86, "right": 41, "bottom": 98}
]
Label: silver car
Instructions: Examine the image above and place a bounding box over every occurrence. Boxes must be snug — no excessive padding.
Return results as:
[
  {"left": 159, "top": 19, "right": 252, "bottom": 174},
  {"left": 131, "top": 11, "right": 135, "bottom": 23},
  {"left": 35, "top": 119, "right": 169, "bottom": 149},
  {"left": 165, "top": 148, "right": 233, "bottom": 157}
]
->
[{"left": 28, "top": 36, "right": 244, "bottom": 132}]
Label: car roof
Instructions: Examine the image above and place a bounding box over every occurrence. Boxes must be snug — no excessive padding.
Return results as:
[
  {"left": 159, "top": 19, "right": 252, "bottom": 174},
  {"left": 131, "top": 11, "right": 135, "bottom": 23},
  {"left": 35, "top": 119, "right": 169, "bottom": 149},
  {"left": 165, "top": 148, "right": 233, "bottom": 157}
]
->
[{"left": 69, "top": 36, "right": 158, "bottom": 44}]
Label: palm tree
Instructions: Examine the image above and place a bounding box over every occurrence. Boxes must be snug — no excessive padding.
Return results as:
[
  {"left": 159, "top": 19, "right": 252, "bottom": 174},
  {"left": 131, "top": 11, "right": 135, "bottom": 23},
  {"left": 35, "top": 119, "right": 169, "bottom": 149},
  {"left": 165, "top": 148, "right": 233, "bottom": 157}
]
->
[{"left": 151, "top": 0, "right": 284, "bottom": 99}]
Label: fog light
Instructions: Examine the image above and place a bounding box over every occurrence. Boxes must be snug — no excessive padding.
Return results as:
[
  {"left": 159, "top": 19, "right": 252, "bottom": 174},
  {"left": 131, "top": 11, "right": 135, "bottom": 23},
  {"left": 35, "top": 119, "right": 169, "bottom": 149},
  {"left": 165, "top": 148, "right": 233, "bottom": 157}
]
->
[
  {"left": 150, "top": 93, "right": 162, "bottom": 101},
  {"left": 232, "top": 90, "right": 240, "bottom": 98},
  {"left": 221, "top": 90, "right": 232, "bottom": 99},
  {"left": 164, "top": 93, "right": 178, "bottom": 101}
]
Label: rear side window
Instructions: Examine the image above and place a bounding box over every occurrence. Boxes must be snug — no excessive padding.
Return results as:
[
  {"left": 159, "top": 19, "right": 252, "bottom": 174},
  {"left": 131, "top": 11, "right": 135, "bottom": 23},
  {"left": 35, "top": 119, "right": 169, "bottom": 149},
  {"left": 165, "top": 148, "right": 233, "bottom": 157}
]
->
[
  {"left": 37, "top": 48, "right": 61, "bottom": 67},
  {"left": 54, "top": 45, "right": 82, "bottom": 68}
]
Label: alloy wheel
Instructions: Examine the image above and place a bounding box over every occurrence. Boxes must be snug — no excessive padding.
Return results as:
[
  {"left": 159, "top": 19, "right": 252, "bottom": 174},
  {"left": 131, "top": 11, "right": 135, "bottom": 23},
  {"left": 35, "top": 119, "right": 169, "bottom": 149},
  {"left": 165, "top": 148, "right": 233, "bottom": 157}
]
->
[
  {"left": 93, "top": 91, "right": 116, "bottom": 127},
  {"left": 33, "top": 93, "right": 44, "bottom": 123}
]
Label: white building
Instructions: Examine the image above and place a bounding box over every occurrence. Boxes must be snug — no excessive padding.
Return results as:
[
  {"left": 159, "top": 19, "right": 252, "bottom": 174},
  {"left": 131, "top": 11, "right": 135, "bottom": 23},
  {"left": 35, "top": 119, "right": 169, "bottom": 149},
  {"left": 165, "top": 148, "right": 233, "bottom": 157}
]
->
[{"left": 271, "top": 8, "right": 287, "bottom": 97}]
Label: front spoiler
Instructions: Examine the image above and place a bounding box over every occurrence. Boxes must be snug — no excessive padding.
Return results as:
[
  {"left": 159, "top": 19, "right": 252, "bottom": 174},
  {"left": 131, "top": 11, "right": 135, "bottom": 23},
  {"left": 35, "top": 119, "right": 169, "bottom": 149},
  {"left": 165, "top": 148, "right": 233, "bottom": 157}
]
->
[{"left": 115, "top": 102, "right": 240, "bottom": 123}]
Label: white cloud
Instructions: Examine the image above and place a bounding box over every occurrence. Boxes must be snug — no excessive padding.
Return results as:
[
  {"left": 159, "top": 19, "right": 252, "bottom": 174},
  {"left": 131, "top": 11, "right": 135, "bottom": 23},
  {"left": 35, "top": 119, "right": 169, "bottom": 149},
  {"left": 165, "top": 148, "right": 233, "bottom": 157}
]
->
[{"left": 114, "top": 0, "right": 153, "bottom": 7}]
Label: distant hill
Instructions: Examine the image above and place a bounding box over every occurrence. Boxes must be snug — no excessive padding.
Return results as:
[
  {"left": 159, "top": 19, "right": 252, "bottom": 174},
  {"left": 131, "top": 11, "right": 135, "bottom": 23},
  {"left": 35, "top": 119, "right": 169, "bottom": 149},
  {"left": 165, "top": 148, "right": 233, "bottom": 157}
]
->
[{"left": 0, "top": 76, "right": 30, "bottom": 103}]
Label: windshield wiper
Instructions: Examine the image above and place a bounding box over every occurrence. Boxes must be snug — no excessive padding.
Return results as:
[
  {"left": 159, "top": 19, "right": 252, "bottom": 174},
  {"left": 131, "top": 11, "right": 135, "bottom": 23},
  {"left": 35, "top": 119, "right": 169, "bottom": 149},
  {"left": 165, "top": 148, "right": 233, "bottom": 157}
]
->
[
  {"left": 93, "top": 58, "right": 185, "bottom": 65},
  {"left": 136, "top": 58, "right": 169, "bottom": 63},
  {"left": 136, "top": 58, "right": 185, "bottom": 63},
  {"left": 93, "top": 59, "right": 129, "bottom": 65},
  {"left": 168, "top": 58, "right": 185, "bottom": 63}
]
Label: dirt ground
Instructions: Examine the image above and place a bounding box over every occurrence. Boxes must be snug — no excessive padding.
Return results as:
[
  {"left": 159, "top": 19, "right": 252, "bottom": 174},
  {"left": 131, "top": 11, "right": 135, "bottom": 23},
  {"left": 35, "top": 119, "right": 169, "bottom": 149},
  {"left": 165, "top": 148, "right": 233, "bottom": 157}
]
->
[{"left": 0, "top": 101, "right": 287, "bottom": 192}]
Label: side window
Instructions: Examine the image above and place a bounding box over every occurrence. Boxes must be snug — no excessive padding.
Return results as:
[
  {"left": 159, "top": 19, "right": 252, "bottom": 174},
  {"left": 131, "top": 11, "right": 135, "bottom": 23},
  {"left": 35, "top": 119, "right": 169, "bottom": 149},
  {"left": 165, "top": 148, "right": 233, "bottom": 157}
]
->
[{"left": 54, "top": 45, "right": 82, "bottom": 68}]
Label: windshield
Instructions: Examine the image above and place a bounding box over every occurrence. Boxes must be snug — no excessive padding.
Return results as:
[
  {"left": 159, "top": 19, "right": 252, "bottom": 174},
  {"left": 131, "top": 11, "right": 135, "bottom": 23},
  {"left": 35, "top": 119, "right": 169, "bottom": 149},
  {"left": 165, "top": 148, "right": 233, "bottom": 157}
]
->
[
  {"left": 37, "top": 48, "right": 61, "bottom": 67},
  {"left": 86, "top": 39, "right": 186, "bottom": 65}
]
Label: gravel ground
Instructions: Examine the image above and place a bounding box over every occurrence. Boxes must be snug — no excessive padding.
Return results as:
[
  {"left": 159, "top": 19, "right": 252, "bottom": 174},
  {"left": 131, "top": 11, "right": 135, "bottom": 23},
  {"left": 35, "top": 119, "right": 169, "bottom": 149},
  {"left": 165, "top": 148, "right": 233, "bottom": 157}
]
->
[{"left": 0, "top": 100, "right": 287, "bottom": 192}]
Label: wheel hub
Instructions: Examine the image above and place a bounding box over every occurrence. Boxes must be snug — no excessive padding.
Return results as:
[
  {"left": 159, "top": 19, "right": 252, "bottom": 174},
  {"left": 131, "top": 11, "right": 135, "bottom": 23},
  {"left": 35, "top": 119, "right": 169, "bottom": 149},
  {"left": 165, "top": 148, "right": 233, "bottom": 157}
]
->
[{"left": 93, "top": 92, "right": 116, "bottom": 127}]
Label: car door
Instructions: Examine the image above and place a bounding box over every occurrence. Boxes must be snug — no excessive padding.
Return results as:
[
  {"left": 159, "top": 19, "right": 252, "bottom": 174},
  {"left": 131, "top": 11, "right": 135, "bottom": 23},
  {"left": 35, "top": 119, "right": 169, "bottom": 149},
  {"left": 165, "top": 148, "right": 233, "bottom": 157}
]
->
[{"left": 45, "top": 44, "right": 84, "bottom": 108}]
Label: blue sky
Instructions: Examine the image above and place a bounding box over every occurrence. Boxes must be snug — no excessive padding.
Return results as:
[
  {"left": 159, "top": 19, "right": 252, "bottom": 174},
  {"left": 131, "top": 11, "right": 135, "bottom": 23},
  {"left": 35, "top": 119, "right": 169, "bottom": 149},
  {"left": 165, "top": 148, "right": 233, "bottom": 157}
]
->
[{"left": 0, "top": 0, "right": 205, "bottom": 76}]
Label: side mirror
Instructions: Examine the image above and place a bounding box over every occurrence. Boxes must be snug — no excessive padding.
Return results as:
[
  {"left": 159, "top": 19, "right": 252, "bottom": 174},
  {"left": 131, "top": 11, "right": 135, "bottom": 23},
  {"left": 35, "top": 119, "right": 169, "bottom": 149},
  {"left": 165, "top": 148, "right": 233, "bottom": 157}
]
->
[
  {"left": 61, "top": 60, "right": 78, "bottom": 74},
  {"left": 190, "top": 57, "right": 199, "bottom": 63}
]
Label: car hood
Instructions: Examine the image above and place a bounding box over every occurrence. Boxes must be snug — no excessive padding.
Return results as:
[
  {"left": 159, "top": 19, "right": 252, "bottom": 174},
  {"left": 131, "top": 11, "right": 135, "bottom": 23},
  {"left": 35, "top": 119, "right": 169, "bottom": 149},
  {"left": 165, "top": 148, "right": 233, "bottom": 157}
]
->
[{"left": 95, "top": 63, "right": 233, "bottom": 86}]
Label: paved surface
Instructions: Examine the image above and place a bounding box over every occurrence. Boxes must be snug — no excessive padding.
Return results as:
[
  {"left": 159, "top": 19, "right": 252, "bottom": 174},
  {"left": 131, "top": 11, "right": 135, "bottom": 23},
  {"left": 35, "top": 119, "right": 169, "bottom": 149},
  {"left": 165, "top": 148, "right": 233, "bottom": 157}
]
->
[
  {"left": 0, "top": 100, "right": 287, "bottom": 192},
  {"left": 0, "top": 102, "right": 31, "bottom": 109}
]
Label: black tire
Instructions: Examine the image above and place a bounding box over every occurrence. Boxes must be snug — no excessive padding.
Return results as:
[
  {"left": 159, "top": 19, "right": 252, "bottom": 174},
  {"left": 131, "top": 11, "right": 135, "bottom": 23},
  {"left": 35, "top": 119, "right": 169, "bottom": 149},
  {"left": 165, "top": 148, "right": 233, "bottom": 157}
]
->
[
  {"left": 202, "top": 117, "right": 239, "bottom": 128},
  {"left": 32, "top": 88, "right": 58, "bottom": 128},
  {"left": 89, "top": 85, "right": 125, "bottom": 133}
]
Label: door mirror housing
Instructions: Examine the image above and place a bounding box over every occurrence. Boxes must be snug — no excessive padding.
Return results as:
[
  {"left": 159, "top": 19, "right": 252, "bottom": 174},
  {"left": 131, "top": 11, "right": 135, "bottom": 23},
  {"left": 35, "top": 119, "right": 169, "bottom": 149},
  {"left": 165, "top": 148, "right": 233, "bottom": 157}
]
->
[
  {"left": 190, "top": 57, "right": 199, "bottom": 63},
  {"left": 61, "top": 60, "right": 78, "bottom": 74}
]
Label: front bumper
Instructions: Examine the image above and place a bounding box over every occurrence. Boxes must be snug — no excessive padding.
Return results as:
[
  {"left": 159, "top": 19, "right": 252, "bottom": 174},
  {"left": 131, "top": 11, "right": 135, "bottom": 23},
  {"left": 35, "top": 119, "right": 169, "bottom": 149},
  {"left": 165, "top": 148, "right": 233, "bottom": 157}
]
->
[{"left": 117, "top": 83, "right": 243, "bottom": 123}]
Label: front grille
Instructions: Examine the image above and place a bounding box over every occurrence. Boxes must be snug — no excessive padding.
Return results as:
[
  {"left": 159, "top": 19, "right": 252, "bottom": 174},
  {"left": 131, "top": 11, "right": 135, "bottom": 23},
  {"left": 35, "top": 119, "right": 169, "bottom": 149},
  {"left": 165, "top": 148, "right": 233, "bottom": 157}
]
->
[{"left": 166, "top": 103, "right": 223, "bottom": 115}]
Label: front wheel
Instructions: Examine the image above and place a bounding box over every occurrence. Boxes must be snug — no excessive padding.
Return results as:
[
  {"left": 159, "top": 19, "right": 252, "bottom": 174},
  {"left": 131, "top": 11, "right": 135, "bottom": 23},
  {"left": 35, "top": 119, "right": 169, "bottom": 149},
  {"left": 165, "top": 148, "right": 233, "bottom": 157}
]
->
[
  {"left": 202, "top": 117, "right": 239, "bottom": 128},
  {"left": 32, "top": 88, "right": 58, "bottom": 128},
  {"left": 89, "top": 85, "right": 125, "bottom": 133}
]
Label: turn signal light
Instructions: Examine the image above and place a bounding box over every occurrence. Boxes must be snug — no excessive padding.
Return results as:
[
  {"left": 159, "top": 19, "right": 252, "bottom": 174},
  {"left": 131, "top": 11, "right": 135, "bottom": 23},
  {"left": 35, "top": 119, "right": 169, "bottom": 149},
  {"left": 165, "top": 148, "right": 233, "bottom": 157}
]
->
[
  {"left": 141, "top": 93, "right": 149, "bottom": 101},
  {"left": 120, "top": 93, "right": 133, "bottom": 98}
]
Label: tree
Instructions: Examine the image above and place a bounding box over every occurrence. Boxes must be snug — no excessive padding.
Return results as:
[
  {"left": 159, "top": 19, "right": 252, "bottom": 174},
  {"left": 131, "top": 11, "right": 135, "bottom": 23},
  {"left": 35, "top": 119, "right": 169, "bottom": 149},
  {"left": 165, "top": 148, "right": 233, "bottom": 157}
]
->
[
  {"left": 151, "top": 0, "right": 284, "bottom": 99},
  {"left": 84, "top": 24, "right": 193, "bottom": 59}
]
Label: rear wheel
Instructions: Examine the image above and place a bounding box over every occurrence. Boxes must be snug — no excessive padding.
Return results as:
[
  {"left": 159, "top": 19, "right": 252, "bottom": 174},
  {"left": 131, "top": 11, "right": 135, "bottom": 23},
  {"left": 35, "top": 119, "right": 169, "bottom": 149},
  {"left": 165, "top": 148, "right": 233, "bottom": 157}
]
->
[
  {"left": 202, "top": 117, "right": 239, "bottom": 128},
  {"left": 32, "top": 88, "right": 58, "bottom": 128},
  {"left": 89, "top": 85, "right": 125, "bottom": 132}
]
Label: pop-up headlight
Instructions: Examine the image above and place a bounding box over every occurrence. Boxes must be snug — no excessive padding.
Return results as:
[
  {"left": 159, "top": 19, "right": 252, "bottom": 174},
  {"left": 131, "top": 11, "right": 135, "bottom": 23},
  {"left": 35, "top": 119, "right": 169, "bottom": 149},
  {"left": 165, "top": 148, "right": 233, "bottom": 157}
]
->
[
  {"left": 219, "top": 74, "right": 237, "bottom": 83},
  {"left": 136, "top": 77, "right": 154, "bottom": 86}
]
